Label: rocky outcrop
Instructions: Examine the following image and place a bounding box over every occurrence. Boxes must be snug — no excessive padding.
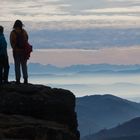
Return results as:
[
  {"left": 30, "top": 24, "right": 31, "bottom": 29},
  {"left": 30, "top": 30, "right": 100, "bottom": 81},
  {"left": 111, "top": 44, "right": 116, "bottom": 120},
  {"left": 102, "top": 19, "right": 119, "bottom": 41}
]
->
[{"left": 0, "top": 83, "right": 80, "bottom": 140}]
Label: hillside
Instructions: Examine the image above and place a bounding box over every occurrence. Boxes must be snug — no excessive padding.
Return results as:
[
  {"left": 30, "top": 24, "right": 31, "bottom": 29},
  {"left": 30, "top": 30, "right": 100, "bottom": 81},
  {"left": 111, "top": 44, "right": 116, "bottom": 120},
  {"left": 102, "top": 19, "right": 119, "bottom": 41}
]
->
[
  {"left": 0, "top": 83, "right": 80, "bottom": 140},
  {"left": 82, "top": 117, "right": 140, "bottom": 140},
  {"left": 76, "top": 94, "right": 140, "bottom": 137}
]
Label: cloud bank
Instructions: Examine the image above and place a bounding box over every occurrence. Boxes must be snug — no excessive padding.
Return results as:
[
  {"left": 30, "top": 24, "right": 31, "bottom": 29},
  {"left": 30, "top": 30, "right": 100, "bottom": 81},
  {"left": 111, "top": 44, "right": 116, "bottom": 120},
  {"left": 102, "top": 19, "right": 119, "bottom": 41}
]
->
[{"left": 1, "top": 0, "right": 140, "bottom": 28}]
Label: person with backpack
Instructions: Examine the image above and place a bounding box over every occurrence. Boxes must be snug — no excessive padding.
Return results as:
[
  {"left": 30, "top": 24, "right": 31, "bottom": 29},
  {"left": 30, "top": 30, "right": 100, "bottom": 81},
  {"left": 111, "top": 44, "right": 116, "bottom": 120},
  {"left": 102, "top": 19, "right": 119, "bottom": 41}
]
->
[
  {"left": 10, "top": 20, "right": 29, "bottom": 84},
  {"left": 0, "top": 26, "right": 9, "bottom": 84}
]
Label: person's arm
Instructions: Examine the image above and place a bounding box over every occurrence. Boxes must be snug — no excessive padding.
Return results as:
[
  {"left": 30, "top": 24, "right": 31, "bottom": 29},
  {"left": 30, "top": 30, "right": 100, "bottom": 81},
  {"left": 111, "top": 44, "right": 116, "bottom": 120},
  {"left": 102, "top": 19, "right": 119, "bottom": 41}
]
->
[
  {"left": 0, "top": 35, "right": 7, "bottom": 56},
  {"left": 23, "top": 29, "right": 28, "bottom": 42},
  {"left": 10, "top": 31, "right": 16, "bottom": 49},
  {"left": 0, "top": 37, "right": 2, "bottom": 48}
]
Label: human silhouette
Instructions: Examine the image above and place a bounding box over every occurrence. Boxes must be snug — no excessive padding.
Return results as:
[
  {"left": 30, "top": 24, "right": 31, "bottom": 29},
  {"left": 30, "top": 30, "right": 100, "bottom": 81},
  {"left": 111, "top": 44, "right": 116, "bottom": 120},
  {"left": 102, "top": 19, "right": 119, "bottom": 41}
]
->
[
  {"left": 10, "top": 20, "right": 29, "bottom": 84},
  {"left": 0, "top": 26, "right": 9, "bottom": 84}
]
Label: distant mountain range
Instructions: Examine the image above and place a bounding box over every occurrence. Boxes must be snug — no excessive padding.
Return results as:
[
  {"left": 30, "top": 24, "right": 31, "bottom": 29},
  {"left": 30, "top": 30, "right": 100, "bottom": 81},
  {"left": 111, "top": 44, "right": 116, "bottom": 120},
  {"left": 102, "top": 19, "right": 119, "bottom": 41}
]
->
[
  {"left": 82, "top": 117, "right": 140, "bottom": 140},
  {"left": 76, "top": 94, "right": 140, "bottom": 137},
  {"left": 9, "top": 63, "right": 140, "bottom": 75}
]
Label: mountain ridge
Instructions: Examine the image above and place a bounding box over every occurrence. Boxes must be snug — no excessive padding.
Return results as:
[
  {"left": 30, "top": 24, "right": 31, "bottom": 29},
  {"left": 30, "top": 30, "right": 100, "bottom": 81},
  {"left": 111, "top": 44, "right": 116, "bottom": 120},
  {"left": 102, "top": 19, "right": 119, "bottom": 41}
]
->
[
  {"left": 82, "top": 117, "right": 140, "bottom": 140},
  {"left": 76, "top": 94, "right": 140, "bottom": 137},
  {"left": 9, "top": 63, "right": 140, "bottom": 75}
]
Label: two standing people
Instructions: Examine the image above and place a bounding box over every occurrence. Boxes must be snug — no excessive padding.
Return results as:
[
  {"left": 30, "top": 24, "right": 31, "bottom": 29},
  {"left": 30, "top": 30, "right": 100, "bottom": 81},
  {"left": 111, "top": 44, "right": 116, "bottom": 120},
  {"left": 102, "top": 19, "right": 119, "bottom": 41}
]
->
[{"left": 0, "top": 20, "right": 30, "bottom": 84}]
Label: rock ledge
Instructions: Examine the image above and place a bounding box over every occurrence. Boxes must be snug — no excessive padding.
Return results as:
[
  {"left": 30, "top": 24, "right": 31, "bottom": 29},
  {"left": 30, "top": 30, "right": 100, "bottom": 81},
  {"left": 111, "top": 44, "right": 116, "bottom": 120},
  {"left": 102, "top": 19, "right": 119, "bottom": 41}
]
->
[{"left": 0, "top": 83, "right": 80, "bottom": 140}]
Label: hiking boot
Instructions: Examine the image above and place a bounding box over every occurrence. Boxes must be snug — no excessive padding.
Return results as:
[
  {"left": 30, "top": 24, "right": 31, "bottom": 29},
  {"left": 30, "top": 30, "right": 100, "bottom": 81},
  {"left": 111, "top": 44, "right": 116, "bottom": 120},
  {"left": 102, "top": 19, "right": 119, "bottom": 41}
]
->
[
  {"left": 0, "top": 80, "right": 2, "bottom": 85},
  {"left": 24, "top": 78, "right": 28, "bottom": 84},
  {"left": 3, "top": 80, "right": 9, "bottom": 84},
  {"left": 16, "top": 79, "right": 20, "bottom": 84}
]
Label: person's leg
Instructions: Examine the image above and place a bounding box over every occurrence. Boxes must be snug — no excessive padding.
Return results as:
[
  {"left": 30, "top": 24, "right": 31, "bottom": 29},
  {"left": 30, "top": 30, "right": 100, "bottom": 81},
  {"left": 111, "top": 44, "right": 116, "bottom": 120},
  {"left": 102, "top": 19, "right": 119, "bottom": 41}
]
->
[
  {"left": 0, "top": 57, "right": 4, "bottom": 84},
  {"left": 13, "top": 52, "right": 21, "bottom": 83},
  {"left": 21, "top": 60, "right": 28, "bottom": 84},
  {"left": 3, "top": 56, "right": 10, "bottom": 83},
  {"left": 0, "top": 67, "right": 2, "bottom": 84}
]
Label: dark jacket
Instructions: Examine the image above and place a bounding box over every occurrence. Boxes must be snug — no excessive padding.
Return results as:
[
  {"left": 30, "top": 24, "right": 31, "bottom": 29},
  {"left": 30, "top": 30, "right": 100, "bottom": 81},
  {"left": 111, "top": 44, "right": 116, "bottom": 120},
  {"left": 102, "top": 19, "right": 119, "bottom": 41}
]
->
[
  {"left": 10, "top": 28, "right": 28, "bottom": 52},
  {"left": 0, "top": 33, "right": 7, "bottom": 56}
]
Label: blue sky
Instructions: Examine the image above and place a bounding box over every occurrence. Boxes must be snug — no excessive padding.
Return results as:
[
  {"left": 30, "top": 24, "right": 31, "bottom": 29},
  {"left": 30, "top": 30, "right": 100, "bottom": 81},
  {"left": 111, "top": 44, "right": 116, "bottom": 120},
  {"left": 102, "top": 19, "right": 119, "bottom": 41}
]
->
[{"left": 1, "top": 0, "right": 140, "bottom": 66}]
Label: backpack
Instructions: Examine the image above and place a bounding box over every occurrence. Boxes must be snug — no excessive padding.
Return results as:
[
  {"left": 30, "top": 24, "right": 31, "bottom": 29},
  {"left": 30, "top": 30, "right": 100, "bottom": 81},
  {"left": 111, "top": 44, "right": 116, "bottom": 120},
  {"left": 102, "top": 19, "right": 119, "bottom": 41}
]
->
[
  {"left": 14, "top": 30, "right": 25, "bottom": 49},
  {"left": 24, "top": 42, "right": 32, "bottom": 59}
]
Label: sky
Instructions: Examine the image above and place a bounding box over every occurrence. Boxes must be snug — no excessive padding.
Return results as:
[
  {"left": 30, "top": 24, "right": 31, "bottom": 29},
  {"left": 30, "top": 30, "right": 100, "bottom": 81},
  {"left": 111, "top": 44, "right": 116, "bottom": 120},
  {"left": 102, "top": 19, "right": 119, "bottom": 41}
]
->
[
  {"left": 1, "top": 0, "right": 140, "bottom": 66},
  {"left": 1, "top": 0, "right": 140, "bottom": 27}
]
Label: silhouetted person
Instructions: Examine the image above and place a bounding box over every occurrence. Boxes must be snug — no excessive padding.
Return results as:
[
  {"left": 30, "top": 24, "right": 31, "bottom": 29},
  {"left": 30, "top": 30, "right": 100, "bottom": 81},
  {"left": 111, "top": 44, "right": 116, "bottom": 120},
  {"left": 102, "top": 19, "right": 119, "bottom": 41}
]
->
[
  {"left": 10, "top": 20, "right": 28, "bottom": 84},
  {"left": 0, "top": 26, "right": 9, "bottom": 84}
]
